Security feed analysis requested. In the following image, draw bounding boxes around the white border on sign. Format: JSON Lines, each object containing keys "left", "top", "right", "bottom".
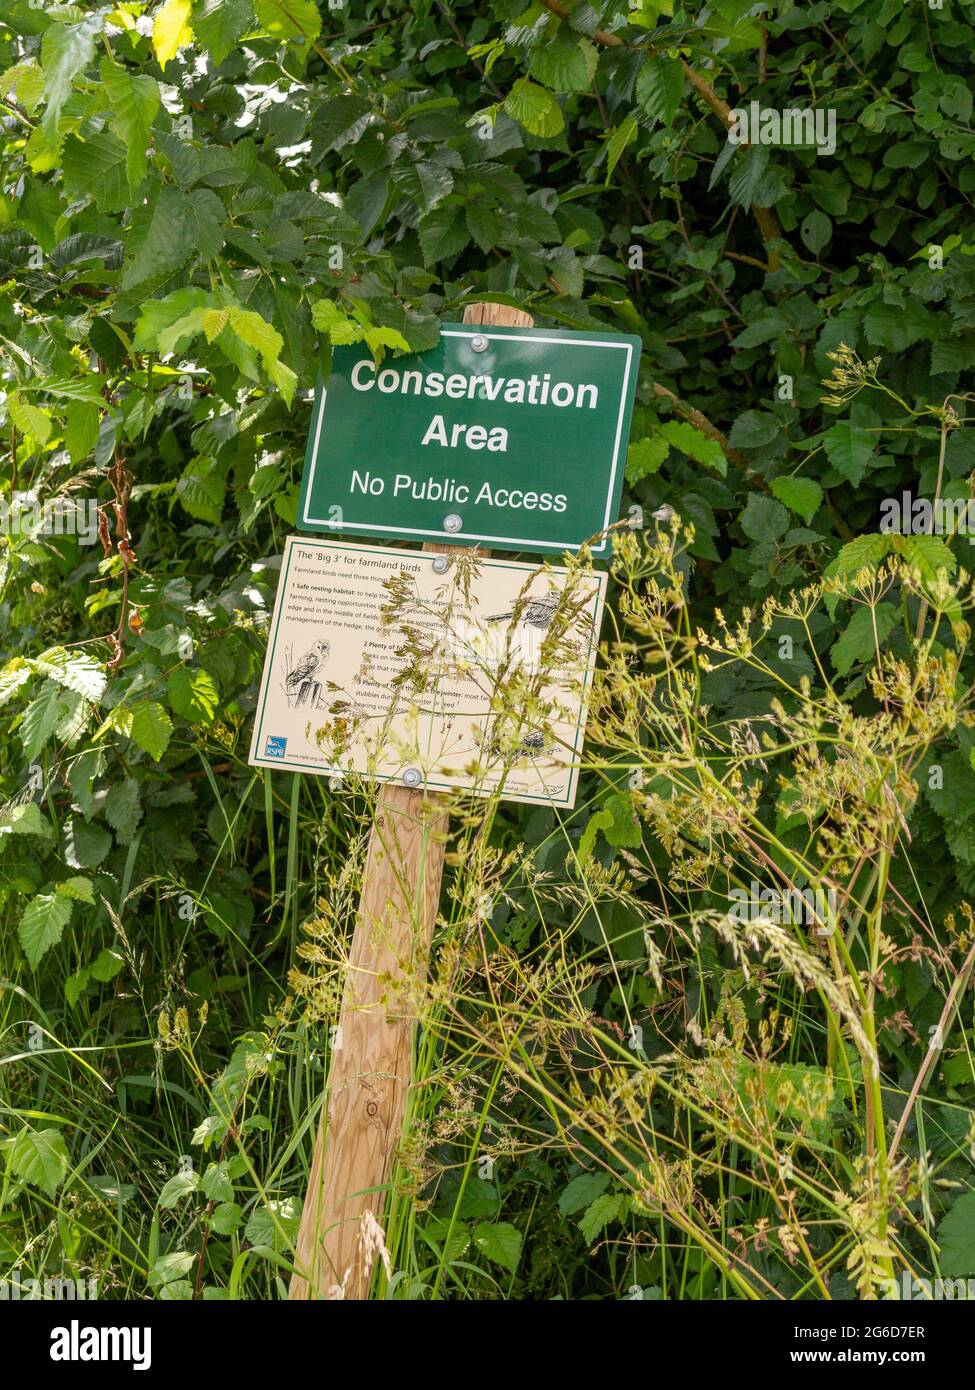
{"left": 299, "top": 328, "right": 635, "bottom": 553}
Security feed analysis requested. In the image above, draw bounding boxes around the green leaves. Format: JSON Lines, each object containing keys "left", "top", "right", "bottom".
{"left": 473, "top": 1221, "right": 522, "bottom": 1275}
{"left": 168, "top": 667, "right": 219, "bottom": 725}
{"left": 636, "top": 56, "right": 685, "bottom": 125}
{"left": 152, "top": 0, "right": 194, "bottom": 71}
{"left": 529, "top": 36, "right": 598, "bottom": 94}
{"left": 830, "top": 602, "right": 898, "bottom": 676}
{"left": 770, "top": 476, "right": 823, "bottom": 525}
{"left": 102, "top": 61, "right": 160, "bottom": 193}
{"left": 194, "top": 0, "right": 254, "bottom": 64}
{"left": 19, "top": 888, "right": 76, "bottom": 968}
{"left": 7, "top": 1127, "right": 70, "bottom": 1196}
{"left": 824, "top": 423, "right": 876, "bottom": 486}
{"left": 937, "top": 1192, "right": 975, "bottom": 1276}
{"left": 741, "top": 493, "right": 789, "bottom": 542}
{"left": 40, "top": 12, "right": 103, "bottom": 139}
{"left": 254, "top": 0, "right": 322, "bottom": 43}
{"left": 503, "top": 78, "right": 564, "bottom": 138}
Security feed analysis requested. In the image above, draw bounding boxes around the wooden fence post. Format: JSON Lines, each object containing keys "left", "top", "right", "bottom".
{"left": 289, "top": 301, "right": 534, "bottom": 1300}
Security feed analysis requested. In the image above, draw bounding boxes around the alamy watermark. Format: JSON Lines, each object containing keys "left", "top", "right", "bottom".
{"left": 729, "top": 880, "right": 837, "bottom": 935}
{"left": 0, "top": 1267, "right": 98, "bottom": 1300}
{"left": 0, "top": 492, "right": 99, "bottom": 545}
{"left": 880, "top": 490, "right": 975, "bottom": 542}
{"left": 727, "top": 101, "right": 837, "bottom": 157}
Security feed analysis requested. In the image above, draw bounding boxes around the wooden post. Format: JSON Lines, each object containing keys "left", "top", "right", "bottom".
{"left": 289, "top": 301, "right": 534, "bottom": 1300}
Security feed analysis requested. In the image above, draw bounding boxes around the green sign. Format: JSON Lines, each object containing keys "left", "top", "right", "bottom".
{"left": 297, "top": 324, "right": 641, "bottom": 555}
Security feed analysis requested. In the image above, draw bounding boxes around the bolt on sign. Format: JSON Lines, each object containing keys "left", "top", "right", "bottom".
{"left": 248, "top": 536, "right": 607, "bottom": 808}
{"left": 297, "top": 324, "right": 642, "bottom": 555}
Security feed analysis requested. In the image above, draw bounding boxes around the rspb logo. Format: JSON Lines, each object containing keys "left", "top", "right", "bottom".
{"left": 264, "top": 736, "right": 287, "bottom": 759}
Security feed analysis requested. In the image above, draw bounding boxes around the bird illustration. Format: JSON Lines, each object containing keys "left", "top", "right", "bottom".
{"left": 285, "top": 639, "right": 330, "bottom": 708}
{"left": 485, "top": 590, "right": 560, "bottom": 629}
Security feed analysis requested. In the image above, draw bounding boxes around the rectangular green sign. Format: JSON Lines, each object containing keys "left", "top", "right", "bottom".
{"left": 297, "top": 324, "right": 641, "bottom": 555}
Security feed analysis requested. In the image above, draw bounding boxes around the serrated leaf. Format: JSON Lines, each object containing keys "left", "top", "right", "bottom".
{"left": 128, "top": 701, "right": 173, "bottom": 761}
{"left": 64, "top": 400, "right": 100, "bottom": 464}
{"left": 558, "top": 1171, "right": 610, "bottom": 1216}
{"left": 152, "top": 0, "right": 194, "bottom": 70}
{"left": 103, "top": 778, "right": 142, "bottom": 844}
{"left": 741, "top": 493, "right": 789, "bottom": 542}
{"left": 824, "top": 422, "right": 876, "bottom": 486}
{"left": 56, "top": 876, "right": 95, "bottom": 904}
{"left": 529, "top": 35, "right": 598, "bottom": 93}
{"left": 417, "top": 205, "right": 470, "bottom": 266}
{"left": 21, "top": 680, "right": 65, "bottom": 761}
{"left": 0, "top": 801, "right": 53, "bottom": 840}
{"left": 472, "top": 1221, "right": 522, "bottom": 1274}
{"left": 770, "top": 476, "right": 823, "bottom": 525}
{"left": 579, "top": 1192, "right": 624, "bottom": 1244}
{"left": 503, "top": 78, "right": 564, "bottom": 138}
{"left": 19, "top": 892, "right": 74, "bottom": 968}
{"left": 625, "top": 435, "right": 670, "bottom": 484}
{"left": 8, "top": 393, "right": 51, "bottom": 444}
{"left": 168, "top": 666, "right": 219, "bottom": 725}
{"left": 41, "top": 14, "right": 102, "bottom": 139}
{"left": 121, "top": 184, "right": 196, "bottom": 291}
{"left": 606, "top": 112, "right": 638, "bottom": 181}
{"left": 8, "top": 1127, "right": 70, "bottom": 1196}
{"left": 660, "top": 419, "right": 727, "bottom": 475}
{"left": 636, "top": 55, "right": 684, "bottom": 125}
{"left": 101, "top": 60, "right": 159, "bottom": 192}
{"left": 194, "top": 0, "right": 254, "bottom": 64}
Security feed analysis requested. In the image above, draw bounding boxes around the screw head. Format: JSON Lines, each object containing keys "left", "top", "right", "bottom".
{"left": 470, "top": 334, "right": 488, "bottom": 352}
{"left": 432, "top": 554, "right": 450, "bottom": 574}
{"left": 443, "top": 513, "right": 463, "bottom": 534}
{"left": 402, "top": 767, "right": 422, "bottom": 788}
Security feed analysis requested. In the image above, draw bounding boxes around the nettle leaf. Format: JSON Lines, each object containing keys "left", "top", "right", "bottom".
{"left": 824, "top": 422, "right": 876, "bottom": 486}
{"left": 8, "top": 1127, "right": 70, "bottom": 1196}
{"left": 101, "top": 60, "right": 160, "bottom": 192}
{"left": 152, "top": 0, "right": 194, "bottom": 71}
{"left": 529, "top": 35, "right": 598, "bottom": 93}
{"left": 19, "top": 892, "right": 75, "bottom": 969}
{"left": 473, "top": 1221, "right": 522, "bottom": 1275}
{"left": 503, "top": 78, "right": 564, "bottom": 138}
{"left": 830, "top": 602, "right": 898, "bottom": 676}
{"left": 168, "top": 667, "right": 219, "bottom": 725}
{"left": 636, "top": 55, "right": 685, "bottom": 125}
{"left": 770, "top": 476, "right": 823, "bottom": 525}
{"left": 254, "top": 0, "right": 322, "bottom": 43}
